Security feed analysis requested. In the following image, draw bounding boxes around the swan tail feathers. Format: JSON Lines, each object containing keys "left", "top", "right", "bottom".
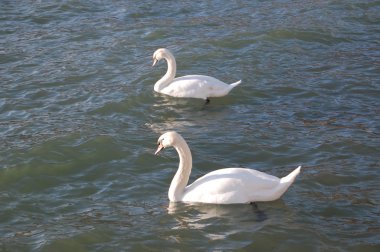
{"left": 280, "top": 166, "right": 301, "bottom": 184}
{"left": 229, "top": 80, "right": 242, "bottom": 88}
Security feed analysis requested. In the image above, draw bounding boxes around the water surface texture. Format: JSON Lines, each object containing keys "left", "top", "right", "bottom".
{"left": 1, "top": 0, "right": 380, "bottom": 251}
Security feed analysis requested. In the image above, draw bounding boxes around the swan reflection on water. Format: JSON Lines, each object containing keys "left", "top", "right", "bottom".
{"left": 166, "top": 201, "right": 269, "bottom": 239}
{"left": 168, "top": 201, "right": 267, "bottom": 222}
{"left": 146, "top": 95, "right": 232, "bottom": 135}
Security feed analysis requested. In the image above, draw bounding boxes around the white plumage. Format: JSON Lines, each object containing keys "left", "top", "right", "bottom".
{"left": 152, "top": 48, "right": 241, "bottom": 101}
{"left": 155, "top": 131, "right": 301, "bottom": 204}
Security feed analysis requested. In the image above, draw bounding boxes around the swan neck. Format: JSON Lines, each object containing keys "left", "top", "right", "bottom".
{"left": 154, "top": 53, "right": 176, "bottom": 92}
{"left": 169, "top": 137, "right": 192, "bottom": 202}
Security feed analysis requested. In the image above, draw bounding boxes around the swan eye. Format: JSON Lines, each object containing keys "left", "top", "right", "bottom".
{"left": 158, "top": 138, "right": 164, "bottom": 145}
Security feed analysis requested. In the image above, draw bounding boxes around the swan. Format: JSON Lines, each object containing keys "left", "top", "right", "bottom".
{"left": 152, "top": 48, "right": 241, "bottom": 103}
{"left": 155, "top": 131, "right": 301, "bottom": 204}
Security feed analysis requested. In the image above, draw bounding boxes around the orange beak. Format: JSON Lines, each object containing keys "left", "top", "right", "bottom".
{"left": 155, "top": 142, "right": 164, "bottom": 155}
{"left": 152, "top": 59, "right": 158, "bottom": 67}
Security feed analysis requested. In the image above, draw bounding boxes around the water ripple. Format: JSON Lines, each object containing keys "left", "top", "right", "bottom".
{"left": 1, "top": 0, "right": 380, "bottom": 251}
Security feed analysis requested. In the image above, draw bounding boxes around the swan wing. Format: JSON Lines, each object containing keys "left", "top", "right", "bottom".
{"left": 160, "top": 75, "right": 234, "bottom": 99}
{"left": 182, "top": 168, "right": 282, "bottom": 204}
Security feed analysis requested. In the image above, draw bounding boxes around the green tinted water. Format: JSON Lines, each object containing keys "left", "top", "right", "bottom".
{"left": 1, "top": 0, "right": 379, "bottom": 251}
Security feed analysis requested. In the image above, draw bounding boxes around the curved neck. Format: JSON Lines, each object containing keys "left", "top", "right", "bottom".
{"left": 154, "top": 53, "right": 176, "bottom": 92}
{"left": 169, "top": 137, "right": 192, "bottom": 202}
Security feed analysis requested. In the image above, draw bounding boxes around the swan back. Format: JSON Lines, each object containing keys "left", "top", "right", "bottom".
{"left": 160, "top": 76, "right": 240, "bottom": 99}
{"left": 182, "top": 167, "right": 301, "bottom": 204}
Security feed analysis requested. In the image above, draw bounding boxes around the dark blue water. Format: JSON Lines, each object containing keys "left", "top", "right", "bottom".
{"left": 1, "top": 0, "right": 379, "bottom": 251}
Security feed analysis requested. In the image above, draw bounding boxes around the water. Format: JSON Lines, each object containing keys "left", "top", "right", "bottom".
{"left": 1, "top": 0, "right": 379, "bottom": 251}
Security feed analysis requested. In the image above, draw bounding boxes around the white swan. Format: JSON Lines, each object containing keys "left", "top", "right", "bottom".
{"left": 155, "top": 131, "right": 301, "bottom": 204}
{"left": 152, "top": 48, "right": 241, "bottom": 103}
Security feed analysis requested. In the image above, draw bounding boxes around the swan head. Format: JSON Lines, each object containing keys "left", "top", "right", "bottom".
{"left": 155, "top": 131, "right": 181, "bottom": 155}
{"left": 152, "top": 48, "right": 172, "bottom": 67}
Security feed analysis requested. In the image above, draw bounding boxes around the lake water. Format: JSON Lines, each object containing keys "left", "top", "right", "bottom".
{"left": 1, "top": 0, "right": 379, "bottom": 251}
